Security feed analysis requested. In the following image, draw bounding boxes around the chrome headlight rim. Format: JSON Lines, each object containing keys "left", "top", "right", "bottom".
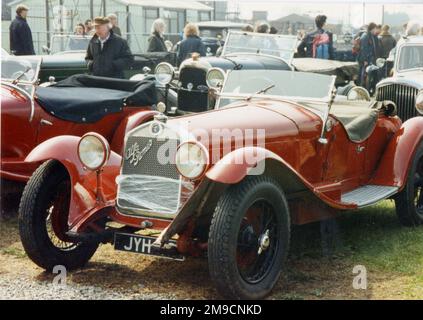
{"left": 175, "top": 141, "right": 209, "bottom": 180}
{"left": 77, "top": 133, "right": 110, "bottom": 171}
{"left": 347, "top": 86, "right": 371, "bottom": 101}
{"left": 416, "top": 90, "right": 423, "bottom": 115}
{"left": 206, "top": 67, "right": 225, "bottom": 89}
{"left": 154, "top": 62, "right": 174, "bottom": 86}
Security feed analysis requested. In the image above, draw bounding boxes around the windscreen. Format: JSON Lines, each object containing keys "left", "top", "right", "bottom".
{"left": 1, "top": 55, "right": 41, "bottom": 92}
{"left": 397, "top": 44, "right": 423, "bottom": 71}
{"left": 50, "top": 35, "right": 92, "bottom": 54}
{"left": 217, "top": 69, "right": 335, "bottom": 108}
{"left": 222, "top": 31, "right": 298, "bottom": 62}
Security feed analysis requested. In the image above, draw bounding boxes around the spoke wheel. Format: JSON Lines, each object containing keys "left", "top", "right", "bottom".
{"left": 236, "top": 200, "right": 279, "bottom": 284}
{"left": 208, "top": 176, "right": 290, "bottom": 299}
{"left": 19, "top": 160, "right": 99, "bottom": 271}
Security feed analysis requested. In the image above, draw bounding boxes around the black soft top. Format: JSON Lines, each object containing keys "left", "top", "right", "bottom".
{"left": 35, "top": 74, "right": 157, "bottom": 123}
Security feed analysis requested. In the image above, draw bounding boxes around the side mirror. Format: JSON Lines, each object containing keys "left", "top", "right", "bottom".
{"left": 42, "top": 45, "right": 51, "bottom": 54}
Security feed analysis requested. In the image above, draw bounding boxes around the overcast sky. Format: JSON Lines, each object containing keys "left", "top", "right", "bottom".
{"left": 226, "top": 0, "right": 423, "bottom": 27}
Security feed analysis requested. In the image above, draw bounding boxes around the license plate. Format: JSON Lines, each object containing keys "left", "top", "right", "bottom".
{"left": 114, "top": 233, "right": 185, "bottom": 261}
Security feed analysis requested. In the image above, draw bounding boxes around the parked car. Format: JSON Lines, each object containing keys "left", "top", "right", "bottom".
{"left": 1, "top": 55, "right": 158, "bottom": 189}
{"left": 19, "top": 68, "right": 423, "bottom": 299}
{"left": 6, "top": 34, "right": 176, "bottom": 83}
{"left": 157, "top": 31, "right": 298, "bottom": 113}
{"left": 155, "top": 31, "right": 359, "bottom": 113}
{"left": 376, "top": 36, "right": 423, "bottom": 121}
{"left": 197, "top": 21, "right": 247, "bottom": 55}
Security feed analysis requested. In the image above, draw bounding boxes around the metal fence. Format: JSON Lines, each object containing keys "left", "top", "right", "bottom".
{"left": 2, "top": 30, "right": 181, "bottom": 55}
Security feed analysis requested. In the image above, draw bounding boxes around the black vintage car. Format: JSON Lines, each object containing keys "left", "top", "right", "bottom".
{"left": 154, "top": 31, "right": 359, "bottom": 113}
{"left": 155, "top": 31, "right": 299, "bottom": 113}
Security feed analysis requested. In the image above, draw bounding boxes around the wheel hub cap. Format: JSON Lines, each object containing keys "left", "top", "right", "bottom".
{"left": 258, "top": 229, "right": 270, "bottom": 254}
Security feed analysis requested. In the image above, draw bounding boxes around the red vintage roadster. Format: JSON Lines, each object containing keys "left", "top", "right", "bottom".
{"left": 1, "top": 55, "right": 158, "bottom": 186}
{"left": 19, "top": 69, "right": 423, "bottom": 299}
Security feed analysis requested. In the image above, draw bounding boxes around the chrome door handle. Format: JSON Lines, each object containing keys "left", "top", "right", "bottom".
{"left": 40, "top": 119, "right": 53, "bottom": 126}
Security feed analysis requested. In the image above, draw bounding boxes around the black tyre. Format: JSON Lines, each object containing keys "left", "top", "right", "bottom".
{"left": 19, "top": 160, "right": 99, "bottom": 271}
{"left": 395, "top": 141, "right": 423, "bottom": 226}
{"left": 208, "top": 176, "right": 290, "bottom": 299}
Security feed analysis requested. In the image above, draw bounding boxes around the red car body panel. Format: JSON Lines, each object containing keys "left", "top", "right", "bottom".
{"left": 1, "top": 84, "right": 155, "bottom": 182}
{"left": 23, "top": 97, "right": 423, "bottom": 234}
{"left": 371, "top": 116, "right": 423, "bottom": 188}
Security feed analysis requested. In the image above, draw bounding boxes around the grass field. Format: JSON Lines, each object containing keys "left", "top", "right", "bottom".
{"left": 1, "top": 200, "right": 422, "bottom": 299}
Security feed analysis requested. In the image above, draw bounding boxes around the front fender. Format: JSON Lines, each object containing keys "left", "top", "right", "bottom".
{"left": 206, "top": 147, "right": 284, "bottom": 184}
{"left": 371, "top": 117, "right": 423, "bottom": 189}
{"left": 26, "top": 135, "right": 122, "bottom": 229}
{"left": 110, "top": 110, "right": 159, "bottom": 154}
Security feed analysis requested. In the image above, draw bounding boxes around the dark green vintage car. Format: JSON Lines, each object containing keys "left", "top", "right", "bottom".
{"left": 24, "top": 34, "right": 176, "bottom": 83}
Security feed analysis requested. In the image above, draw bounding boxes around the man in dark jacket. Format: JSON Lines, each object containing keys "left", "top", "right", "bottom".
{"left": 9, "top": 5, "right": 35, "bottom": 55}
{"left": 85, "top": 17, "right": 134, "bottom": 79}
{"left": 297, "top": 15, "right": 334, "bottom": 60}
{"left": 177, "top": 23, "right": 206, "bottom": 66}
{"left": 357, "top": 23, "right": 378, "bottom": 86}
{"left": 379, "top": 25, "right": 397, "bottom": 58}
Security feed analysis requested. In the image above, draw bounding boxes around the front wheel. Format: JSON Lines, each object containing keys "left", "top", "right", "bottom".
{"left": 208, "top": 176, "right": 290, "bottom": 299}
{"left": 395, "top": 141, "right": 423, "bottom": 226}
{"left": 19, "top": 160, "right": 99, "bottom": 271}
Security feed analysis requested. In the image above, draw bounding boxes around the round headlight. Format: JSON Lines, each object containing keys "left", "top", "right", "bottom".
{"left": 175, "top": 142, "right": 209, "bottom": 180}
{"left": 78, "top": 133, "right": 110, "bottom": 171}
{"left": 347, "top": 86, "right": 371, "bottom": 101}
{"left": 155, "top": 62, "right": 174, "bottom": 85}
{"left": 416, "top": 91, "right": 423, "bottom": 115}
{"left": 206, "top": 67, "right": 225, "bottom": 89}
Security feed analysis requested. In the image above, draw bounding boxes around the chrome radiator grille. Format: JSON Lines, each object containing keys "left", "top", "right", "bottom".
{"left": 116, "top": 124, "right": 182, "bottom": 218}
{"left": 376, "top": 84, "right": 419, "bottom": 121}
{"left": 121, "top": 136, "right": 179, "bottom": 179}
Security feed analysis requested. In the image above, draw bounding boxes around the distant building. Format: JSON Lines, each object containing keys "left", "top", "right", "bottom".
{"left": 5, "top": 0, "right": 213, "bottom": 53}
{"left": 252, "top": 11, "right": 268, "bottom": 22}
{"left": 201, "top": 1, "right": 228, "bottom": 21}
{"left": 2, "top": 0, "right": 14, "bottom": 21}
{"left": 271, "top": 13, "right": 315, "bottom": 35}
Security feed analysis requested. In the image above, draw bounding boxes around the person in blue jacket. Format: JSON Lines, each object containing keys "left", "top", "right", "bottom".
{"left": 297, "top": 15, "right": 334, "bottom": 60}
{"left": 9, "top": 5, "right": 35, "bottom": 55}
{"left": 177, "top": 23, "right": 206, "bottom": 66}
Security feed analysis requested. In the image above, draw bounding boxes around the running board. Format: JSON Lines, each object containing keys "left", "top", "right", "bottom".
{"left": 341, "top": 185, "right": 399, "bottom": 208}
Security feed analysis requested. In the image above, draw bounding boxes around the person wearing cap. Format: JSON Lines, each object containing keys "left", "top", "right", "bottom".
{"left": 85, "top": 16, "right": 133, "bottom": 79}
{"left": 9, "top": 5, "right": 35, "bottom": 55}
{"left": 107, "top": 13, "right": 121, "bottom": 37}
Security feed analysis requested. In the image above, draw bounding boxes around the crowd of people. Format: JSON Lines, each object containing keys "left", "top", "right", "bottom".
{"left": 7, "top": 4, "right": 423, "bottom": 81}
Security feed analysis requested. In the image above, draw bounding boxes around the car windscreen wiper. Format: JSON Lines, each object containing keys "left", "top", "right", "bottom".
{"left": 12, "top": 66, "right": 31, "bottom": 85}
{"left": 222, "top": 56, "right": 243, "bottom": 70}
{"left": 245, "top": 84, "right": 275, "bottom": 101}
